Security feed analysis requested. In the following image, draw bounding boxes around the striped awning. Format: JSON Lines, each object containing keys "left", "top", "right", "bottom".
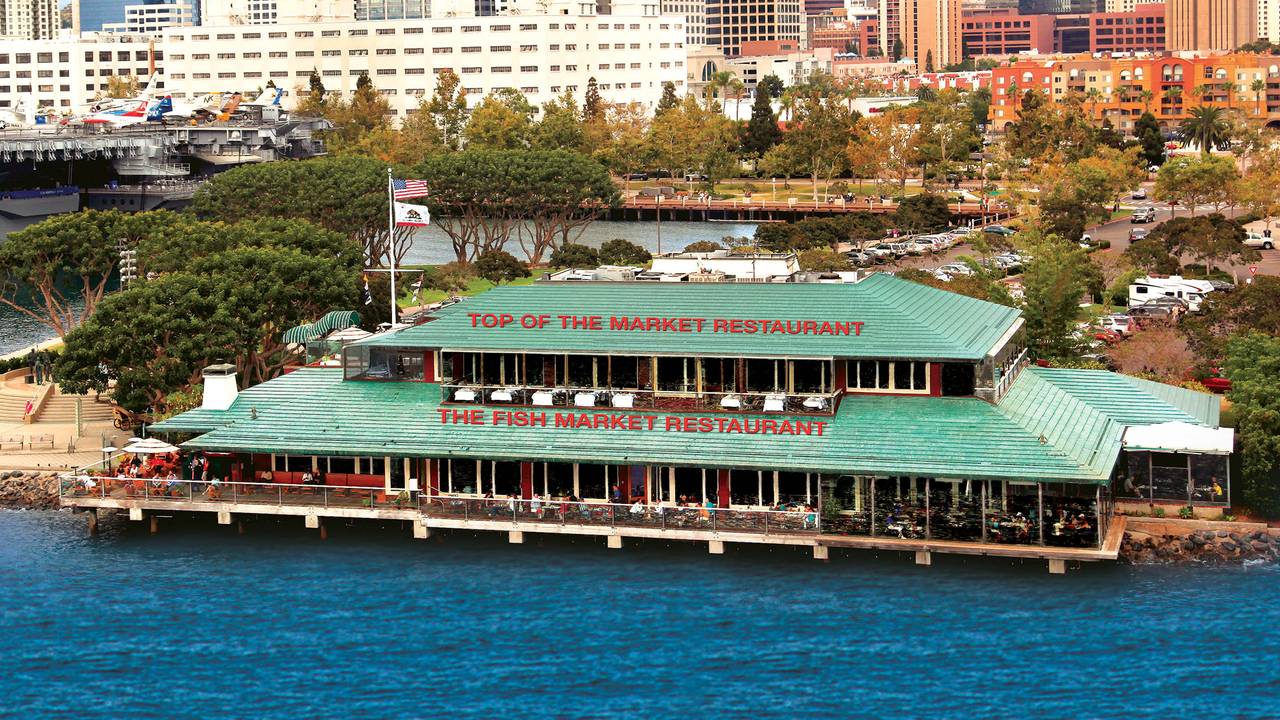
{"left": 283, "top": 310, "right": 361, "bottom": 344}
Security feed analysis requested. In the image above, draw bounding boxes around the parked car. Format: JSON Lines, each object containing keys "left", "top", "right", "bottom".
{"left": 1079, "top": 233, "right": 1095, "bottom": 248}
{"left": 684, "top": 172, "right": 708, "bottom": 183}
{"left": 1131, "top": 208, "right": 1156, "bottom": 223}
{"left": 1244, "top": 231, "right": 1275, "bottom": 250}
{"left": 983, "top": 224, "right": 1016, "bottom": 236}
{"left": 1098, "top": 314, "right": 1134, "bottom": 336}
{"left": 865, "top": 244, "right": 895, "bottom": 261}
{"left": 1128, "top": 227, "right": 1150, "bottom": 242}
{"left": 1202, "top": 369, "right": 1232, "bottom": 393}
{"left": 623, "top": 172, "right": 649, "bottom": 181}
{"left": 845, "top": 251, "right": 873, "bottom": 265}
{"left": 1132, "top": 188, "right": 1148, "bottom": 200}
{"left": 937, "top": 262, "right": 975, "bottom": 277}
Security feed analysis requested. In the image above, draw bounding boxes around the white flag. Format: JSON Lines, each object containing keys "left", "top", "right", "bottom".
{"left": 394, "top": 201, "right": 430, "bottom": 227}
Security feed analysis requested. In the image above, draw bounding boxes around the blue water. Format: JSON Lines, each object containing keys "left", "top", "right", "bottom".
{"left": 2, "top": 510, "right": 1278, "bottom": 718}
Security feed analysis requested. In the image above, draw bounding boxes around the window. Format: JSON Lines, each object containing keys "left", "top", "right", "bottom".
{"left": 492, "top": 66, "right": 512, "bottom": 73}
{"left": 350, "top": 49, "right": 368, "bottom": 56}
{"left": 492, "top": 24, "right": 510, "bottom": 31}
{"left": 846, "top": 360, "right": 928, "bottom": 392}
{"left": 521, "top": 65, "right": 537, "bottom": 72}
{"left": 462, "top": 67, "right": 481, "bottom": 74}
{"left": 377, "top": 28, "right": 396, "bottom": 35}
{"left": 295, "top": 31, "right": 313, "bottom": 38}
{"left": 406, "top": 47, "right": 425, "bottom": 54}
{"left": 294, "top": 51, "right": 312, "bottom": 57}
{"left": 377, "top": 69, "right": 397, "bottom": 76}
{"left": 520, "top": 23, "right": 537, "bottom": 30}
{"left": 491, "top": 45, "right": 511, "bottom": 52}
{"left": 322, "top": 50, "right": 340, "bottom": 56}
{"left": 520, "top": 44, "right": 537, "bottom": 51}
{"left": 217, "top": 33, "right": 234, "bottom": 39}
{"left": 462, "top": 25, "right": 480, "bottom": 32}
{"left": 406, "top": 68, "right": 426, "bottom": 75}
{"left": 462, "top": 46, "right": 480, "bottom": 53}
{"left": 242, "top": 32, "right": 260, "bottom": 39}
{"left": 349, "top": 29, "right": 368, "bottom": 36}
{"left": 322, "top": 30, "right": 340, "bottom": 37}
{"left": 269, "top": 51, "right": 287, "bottom": 58}
{"left": 405, "top": 27, "right": 423, "bottom": 34}
{"left": 217, "top": 53, "right": 235, "bottom": 59}
{"left": 377, "top": 48, "right": 397, "bottom": 55}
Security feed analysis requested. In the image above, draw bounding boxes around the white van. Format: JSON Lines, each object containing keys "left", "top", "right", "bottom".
{"left": 1128, "top": 275, "right": 1217, "bottom": 312}
{"left": 1244, "top": 231, "right": 1274, "bottom": 250}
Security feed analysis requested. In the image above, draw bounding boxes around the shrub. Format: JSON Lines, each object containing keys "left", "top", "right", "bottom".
{"left": 683, "top": 240, "right": 724, "bottom": 253}
{"left": 598, "top": 238, "right": 652, "bottom": 266}
{"left": 474, "top": 250, "right": 530, "bottom": 285}
{"left": 548, "top": 243, "right": 600, "bottom": 268}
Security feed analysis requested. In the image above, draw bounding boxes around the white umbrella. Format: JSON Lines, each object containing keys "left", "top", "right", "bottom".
{"left": 122, "top": 437, "right": 178, "bottom": 454}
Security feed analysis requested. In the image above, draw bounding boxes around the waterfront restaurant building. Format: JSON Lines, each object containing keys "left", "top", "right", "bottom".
{"left": 142, "top": 275, "right": 1231, "bottom": 568}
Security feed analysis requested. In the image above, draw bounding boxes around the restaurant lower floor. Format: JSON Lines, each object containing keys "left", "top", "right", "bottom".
{"left": 162, "top": 451, "right": 1110, "bottom": 550}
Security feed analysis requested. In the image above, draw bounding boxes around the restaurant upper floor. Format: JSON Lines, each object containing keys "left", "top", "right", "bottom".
{"left": 341, "top": 274, "right": 1030, "bottom": 412}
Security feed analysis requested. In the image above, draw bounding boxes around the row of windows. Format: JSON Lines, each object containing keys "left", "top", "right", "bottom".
{"left": 172, "top": 22, "right": 681, "bottom": 43}
{"left": 169, "top": 43, "right": 679, "bottom": 60}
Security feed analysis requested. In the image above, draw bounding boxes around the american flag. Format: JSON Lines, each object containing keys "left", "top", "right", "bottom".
{"left": 392, "top": 178, "right": 430, "bottom": 200}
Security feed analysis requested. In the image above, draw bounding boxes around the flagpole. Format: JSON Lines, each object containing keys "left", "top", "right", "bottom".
{"left": 387, "top": 168, "right": 398, "bottom": 327}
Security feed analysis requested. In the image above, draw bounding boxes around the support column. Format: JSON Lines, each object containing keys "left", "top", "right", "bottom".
{"left": 129, "top": 506, "right": 143, "bottom": 522}
{"left": 607, "top": 534, "right": 623, "bottom": 549}
{"left": 305, "top": 514, "right": 319, "bottom": 529}
{"left": 237, "top": 519, "right": 245, "bottom": 535}
{"left": 708, "top": 540, "right": 724, "bottom": 555}
{"left": 86, "top": 509, "right": 98, "bottom": 536}
{"left": 414, "top": 520, "right": 431, "bottom": 539}
{"left": 1048, "top": 559, "right": 1066, "bottom": 574}
{"left": 509, "top": 530, "right": 524, "bottom": 544}
{"left": 149, "top": 514, "right": 158, "bottom": 535}
{"left": 217, "top": 510, "right": 231, "bottom": 525}
{"left": 319, "top": 522, "right": 328, "bottom": 541}
{"left": 813, "top": 544, "right": 829, "bottom": 560}
{"left": 915, "top": 550, "right": 932, "bottom": 566}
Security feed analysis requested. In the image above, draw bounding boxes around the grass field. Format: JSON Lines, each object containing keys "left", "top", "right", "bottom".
{"left": 396, "top": 266, "right": 537, "bottom": 310}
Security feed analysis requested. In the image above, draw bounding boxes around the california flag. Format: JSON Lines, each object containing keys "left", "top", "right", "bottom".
{"left": 394, "top": 201, "right": 430, "bottom": 227}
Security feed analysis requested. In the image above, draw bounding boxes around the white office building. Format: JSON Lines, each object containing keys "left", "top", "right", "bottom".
{"left": 0, "top": 32, "right": 158, "bottom": 113}
{"left": 200, "top": 0, "right": 355, "bottom": 24}
{"left": 1259, "top": 0, "right": 1278, "bottom": 41}
{"left": 660, "top": 0, "right": 705, "bottom": 45}
{"left": 1, "top": 0, "right": 59, "bottom": 39}
{"left": 161, "top": 5, "right": 686, "bottom": 119}
{"left": 103, "top": 1, "right": 197, "bottom": 34}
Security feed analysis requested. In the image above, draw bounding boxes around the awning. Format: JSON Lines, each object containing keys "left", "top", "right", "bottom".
{"left": 283, "top": 310, "right": 361, "bottom": 344}
{"left": 1123, "top": 422, "right": 1234, "bottom": 454}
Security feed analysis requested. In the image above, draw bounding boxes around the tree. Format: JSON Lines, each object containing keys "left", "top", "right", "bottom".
{"left": 1154, "top": 154, "right": 1239, "bottom": 217}
{"left": 56, "top": 245, "right": 356, "bottom": 414}
{"left": 654, "top": 81, "right": 679, "bottom": 117}
{"left": 777, "top": 72, "right": 857, "bottom": 203}
{"left": 895, "top": 267, "right": 1015, "bottom": 305}
{"left": 757, "top": 74, "right": 785, "bottom": 100}
{"left": 191, "top": 155, "right": 411, "bottom": 271}
{"left": 683, "top": 240, "right": 724, "bottom": 252}
{"left": 1123, "top": 238, "right": 1180, "bottom": 274}
{"left": 426, "top": 262, "right": 473, "bottom": 294}
{"left": 464, "top": 89, "right": 535, "bottom": 149}
{"left": 1020, "top": 237, "right": 1099, "bottom": 359}
{"left": 924, "top": 50, "right": 934, "bottom": 74}
{"left": 596, "top": 102, "right": 653, "bottom": 192}
{"left": 582, "top": 77, "right": 605, "bottom": 123}
{"left": 798, "top": 249, "right": 852, "bottom": 271}
{"left": 1224, "top": 332, "right": 1280, "bottom": 517}
{"left": 427, "top": 69, "right": 468, "bottom": 151}
{"left": 1178, "top": 105, "right": 1232, "bottom": 155}
{"left": 101, "top": 75, "right": 139, "bottom": 100}
{"left": 1036, "top": 147, "right": 1143, "bottom": 240}
{"left": 0, "top": 210, "right": 132, "bottom": 337}
{"left": 1134, "top": 111, "right": 1165, "bottom": 168}
{"left": 1237, "top": 145, "right": 1280, "bottom": 228}
{"left": 532, "top": 91, "right": 585, "bottom": 151}
{"left": 321, "top": 72, "right": 393, "bottom": 153}
{"left": 1148, "top": 214, "right": 1258, "bottom": 277}
{"left": 742, "top": 89, "right": 783, "bottom": 160}
{"left": 1105, "top": 321, "right": 1195, "bottom": 382}
{"left": 415, "top": 149, "right": 620, "bottom": 265}
{"left": 599, "top": 239, "right": 652, "bottom": 266}
{"left": 1183, "top": 276, "right": 1280, "bottom": 361}
{"left": 297, "top": 69, "right": 327, "bottom": 115}
{"left": 1251, "top": 78, "right": 1268, "bottom": 116}
{"left": 474, "top": 250, "right": 531, "bottom": 284}
{"left": 894, "top": 193, "right": 952, "bottom": 233}
{"left": 851, "top": 109, "right": 919, "bottom": 193}
{"left": 891, "top": 37, "right": 904, "bottom": 62}
{"left": 549, "top": 243, "right": 600, "bottom": 267}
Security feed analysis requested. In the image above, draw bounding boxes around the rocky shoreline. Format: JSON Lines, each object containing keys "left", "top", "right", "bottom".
{"left": 0, "top": 470, "right": 61, "bottom": 510}
{"left": 1121, "top": 520, "right": 1280, "bottom": 566}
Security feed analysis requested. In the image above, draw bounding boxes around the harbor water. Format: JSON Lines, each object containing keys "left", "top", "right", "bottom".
{"left": 2, "top": 510, "right": 1278, "bottom": 718}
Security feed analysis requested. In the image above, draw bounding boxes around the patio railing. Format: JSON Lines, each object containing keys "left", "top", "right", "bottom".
{"left": 58, "top": 474, "right": 821, "bottom": 535}
{"left": 439, "top": 384, "right": 840, "bottom": 415}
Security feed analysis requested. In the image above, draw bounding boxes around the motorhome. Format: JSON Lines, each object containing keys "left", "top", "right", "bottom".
{"left": 1128, "top": 275, "right": 1218, "bottom": 312}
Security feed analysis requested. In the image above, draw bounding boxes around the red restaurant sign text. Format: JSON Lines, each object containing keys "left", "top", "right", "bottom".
{"left": 438, "top": 408, "right": 828, "bottom": 436}
{"left": 468, "top": 313, "right": 863, "bottom": 336}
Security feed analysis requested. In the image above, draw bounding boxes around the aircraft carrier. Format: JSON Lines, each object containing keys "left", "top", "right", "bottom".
{"left": 0, "top": 105, "right": 330, "bottom": 236}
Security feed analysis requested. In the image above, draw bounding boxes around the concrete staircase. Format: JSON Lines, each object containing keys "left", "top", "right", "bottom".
{"left": 0, "top": 392, "right": 32, "bottom": 423}
{"left": 34, "top": 392, "right": 116, "bottom": 423}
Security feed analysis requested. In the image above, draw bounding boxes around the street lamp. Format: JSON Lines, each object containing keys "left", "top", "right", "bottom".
{"left": 101, "top": 445, "right": 117, "bottom": 474}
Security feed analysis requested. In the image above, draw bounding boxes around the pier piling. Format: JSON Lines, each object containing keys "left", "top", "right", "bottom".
{"left": 915, "top": 551, "right": 932, "bottom": 566}
{"left": 217, "top": 510, "right": 231, "bottom": 525}
{"left": 413, "top": 521, "right": 431, "bottom": 539}
{"left": 708, "top": 540, "right": 725, "bottom": 555}
{"left": 149, "top": 514, "right": 158, "bottom": 535}
{"left": 607, "top": 535, "right": 623, "bottom": 550}
{"left": 1048, "top": 559, "right": 1067, "bottom": 574}
{"left": 508, "top": 530, "right": 524, "bottom": 544}
{"left": 86, "top": 510, "right": 98, "bottom": 536}
{"left": 813, "top": 545, "right": 829, "bottom": 561}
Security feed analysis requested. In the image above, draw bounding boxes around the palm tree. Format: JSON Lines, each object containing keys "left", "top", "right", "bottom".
{"left": 1085, "top": 87, "right": 1104, "bottom": 121}
{"left": 1179, "top": 105, "right": 1231, "bottom": 155}
{"left": 705, "top": 70, "right": 734, "bottom": 110}
{"left": 1162, "top": 87, "right": 1182, "bottom": 116}
{"left": 727, "top": 78, "right": 746, "bottom": 121}
{"left": 1139, "top": 89, "right": 1154, "bottom": 113}
{"left": 1192, "top": 84, "right": 1212, "bottom": 104}
{"left": 1251, "top": 78, "right": 1267, "bottom": 116}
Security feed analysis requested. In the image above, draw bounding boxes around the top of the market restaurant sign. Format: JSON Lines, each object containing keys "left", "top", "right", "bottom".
{"left": 359, "top": 273, "right": 1023, "bottom": 361}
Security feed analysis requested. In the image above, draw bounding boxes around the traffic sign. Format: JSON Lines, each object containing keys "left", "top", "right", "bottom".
{"left": 1250, "top": 265, "right": 1258, "bottom": 275}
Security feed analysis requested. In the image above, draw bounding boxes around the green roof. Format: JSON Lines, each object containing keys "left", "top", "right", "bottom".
{"left": 154, "top": 365, "right": 1223, "bottom": 485}
{"left": 357, "top": 274, "right": 1024, "bottom": 361}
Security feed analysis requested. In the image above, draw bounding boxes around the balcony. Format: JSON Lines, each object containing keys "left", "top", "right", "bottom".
{"left": 440, "top": 383, "right": 840, "bottom": 415}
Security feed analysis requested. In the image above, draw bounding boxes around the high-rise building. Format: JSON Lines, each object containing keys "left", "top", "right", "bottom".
{"left": 201, "top": 0, "right": 354, "bottom": 24}
{"left": 898, "top": 0, "right": 961, "bottom": 69}
{"left": 1, "top": 0, "right": 59, "bottom": 38}
{"left": 103, "top": 0, "right": 197, "bottom": 33}
{"left": 703, "top": 0, "right": 804, "bottom": 57}
{"left": 355, "top": 0, "right": 430, "bottom": 19}
{"left": 660, "top": 0, "right": 706, "bottom": 45}
{"left": 878, "top": 0, "right": 900, "bottom": 56}
{"left": 1257, "top": 0, "right": 1278, "bottom": 40}
{"left": 1165, "top": 0, "right": 1256, "bottom": 51}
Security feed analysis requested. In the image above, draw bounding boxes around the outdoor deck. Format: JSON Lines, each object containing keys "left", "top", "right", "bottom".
{"left": 60, "top": 477, "right": 1121, "bottom": 572}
